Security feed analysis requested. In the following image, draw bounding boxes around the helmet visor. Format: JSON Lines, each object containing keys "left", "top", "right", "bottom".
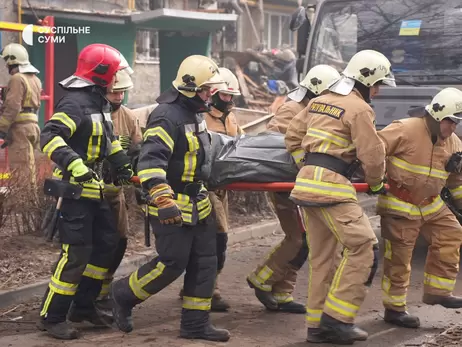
{"left": 381, "top": 70, "right": 396, "bottom": 87}
{"left": 446, "top": 112, "right": 462, "bottom": 124}
{"left": 201, "top": 72, "right": 225, "bottom": 87}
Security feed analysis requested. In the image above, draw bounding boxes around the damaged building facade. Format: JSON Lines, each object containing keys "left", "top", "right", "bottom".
{"left": 0, "top": 0, "right": 301, "bottom": 118}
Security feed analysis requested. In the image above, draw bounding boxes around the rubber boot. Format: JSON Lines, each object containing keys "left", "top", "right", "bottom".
{"left": 319, "top": 313, "right": 368, "bottom": 345}
{"left": 274, "top": 301, "right": 306, "bottom": 314}
{"left": 246, "top": 278, "right": 278, "bottom": 310}
{"left": 180, "top": 308, "right": 230, "bottom": 342}
{"left": 211, "top": 293, "right": 230, "bottom": 312}
{"left": 423, "top": 293, "right": 462, "bottom": 309}
{"left": 38, "top": 319, "right": 80, "bottom": 340}
{"left": 384, "top": 309, "right": 420, "bottom": 328}
{"left": 306, "top": 327, "right": 329, "bottom": 343}
{"left": 110, "top": 277, "right": 142, "bottom": 333}
{"left": 68, "top": 302, "right": 113, "bottom": 327}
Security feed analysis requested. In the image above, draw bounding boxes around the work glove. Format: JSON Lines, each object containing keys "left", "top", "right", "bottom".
{"left": 69, "top": 158, "right": 98, "bottom": 184}
{"left": 367, "top": 181, "right": 387, "bottom": 195}
{"left": 446, "top": 152, "right": 462, "bottom": 173}
{"left": 149, "top": 183, "right": 183, "bottom": 226}
{"left": 119, "top": 135, "right": 132, "bottom": 151}
{"left": 115, "top": 163, "right": 134, "bottom": 185}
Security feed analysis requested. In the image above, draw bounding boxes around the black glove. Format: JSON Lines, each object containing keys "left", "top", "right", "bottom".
{"left": 367, "top": 182, "right": 387, "bottom": 195}
{"left": 115, "top": 163, "right": 134, "bottom": 185}
{"left": 446, "top": 152, "right": 462, "bottom": 173}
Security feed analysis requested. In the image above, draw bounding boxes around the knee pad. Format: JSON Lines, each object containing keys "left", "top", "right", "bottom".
{"left": 365, "top": 243, "right": 379, "bottom": 287}
{"left": 216, "top": 233, "right": 228, "bottom": 271}
{"left": 289, "top": 236, "right": 309, "bottom": 270}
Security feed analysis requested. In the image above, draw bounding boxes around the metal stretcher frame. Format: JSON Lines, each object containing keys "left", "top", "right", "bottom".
{"left": 0, "top": 16, "right": 55, "bottom": 122}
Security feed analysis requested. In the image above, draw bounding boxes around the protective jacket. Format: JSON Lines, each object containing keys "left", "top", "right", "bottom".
{"left": 137, "top": 88, "right": 213, "bottom": 225}
{"left": 267, "top": 99, "right": 309, "bottom": 135}
{"left": 285, "top": 89, "right": 386, "bottom": 205}
{"left": 0, "top": 72, "right": 42, "bottom": 132}
{"left": 41, "top": 88, "right": 126, "bottom": 200}
{"left": 204, "top": 106, "right": 243, "bottom": 137}
{"left": 377, "top": 116, "right": 462, "bottom": 220}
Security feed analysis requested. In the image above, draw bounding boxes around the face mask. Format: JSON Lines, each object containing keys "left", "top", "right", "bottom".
{"left": 212, "top": 93, "right": 233, "bottom": 113}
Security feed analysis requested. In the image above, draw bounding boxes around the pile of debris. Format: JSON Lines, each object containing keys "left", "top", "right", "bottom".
{"left": 222, "top": 48, "right": 299, "bottom": 114}
{"left": 420, "top": 324, "right": 462, "bottom": 346}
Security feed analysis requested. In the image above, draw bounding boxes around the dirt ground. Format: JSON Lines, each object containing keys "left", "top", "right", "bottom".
{"left": 0, "top": 191, "right": 275, "bottom": 291}
{"left": 0, "top": 231, "right": 461, "bottom": 347}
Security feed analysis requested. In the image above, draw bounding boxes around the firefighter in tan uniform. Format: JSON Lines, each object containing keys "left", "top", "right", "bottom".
{"left": 96, "top": 68, "right": 142, "bottom": 308}
{"left": 376, "top": 87, "right": 462, "bottom": 329}
{"left": 247, "top": 65, "right": 340, "bottom": 313}
{"left": 285, "top": 50, "right": 395, "bottom": 344}
{"left": 0, "top": 43, "right": 42, "bottom": 187}
{"left": 179, "top": 68, "right": 243, "bottom": 311}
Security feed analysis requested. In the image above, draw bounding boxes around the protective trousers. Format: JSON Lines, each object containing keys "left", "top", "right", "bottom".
{"left": 209, "top": 190, "right": 229, "bottom": 298}
{"left": 98, "top": 189, "right": 129, "bottom": 299}
{"left": 7, "top": 122, "right": 40, "bottom": 189}
{"left": 381, "top": 207, "right": 462, "bottom": 312}
{"left": 303, "top": 202, "right": 377, "bottom": 327}
{"left": 248, "top": 192, "right": 309, "bottom": 303}
{"left": 114, "top": 217, "right": 217, "bottom": 313}
{"left": 39, "top": 198, "right": 119, "bottom": 323}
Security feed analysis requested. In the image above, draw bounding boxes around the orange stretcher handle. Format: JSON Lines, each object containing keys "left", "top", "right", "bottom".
{"left": 130, "top": 177, "right": 388, "bottom": 193}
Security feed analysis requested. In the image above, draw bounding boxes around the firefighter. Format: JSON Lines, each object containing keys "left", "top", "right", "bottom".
{"left": 109, "top": 55, "right": 231, "bottom": 342}
{"left": 285, "top": 49, "right": 395, "bottom": 344}
{"left": 178, "top": 67, "right": 244, "bottom": 312}
{"left": 0, "top": 43, "right": 42, "bottom": 187}
{"left": 37, "top": 43, "right": 134, "bottom": 340}
{"left": 376, "top": 87, "right": 462, "bottom": 329}
{"left": 247, "top": 64, "right": 341, "bottom": 313}
{"left": 95, "top": 68, "right": 143, "bottom": 309}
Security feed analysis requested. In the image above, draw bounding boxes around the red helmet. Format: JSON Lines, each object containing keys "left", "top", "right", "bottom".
{"left": 74, "top": 44, "right": 122, "bottom": 87}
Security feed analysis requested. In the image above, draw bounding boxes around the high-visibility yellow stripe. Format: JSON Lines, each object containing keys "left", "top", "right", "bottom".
{"left": 83, "top": 264, "right": 108, "bottom": 280}
{"left": 377, "top": 194, "right": 444, "bottom": 216}
{"left": 293, "top": 178, "right": 357, "bottom": 200}
{"left": 138, "top": 168, "right": 167, "bottom": 183}
{"left": 424, "top": 273, "right": 456, "bottom": 291}
{"left": 182, "top": 132, "right": 199, "bottom": 182}
{"left": 325, "top": 292, "right": 359, "bottom": 318}
{"left": 306, "top": 309, "right": 322, "bottom": 323}
{"left": 50, "top": 112, "right": 77, "bottom": 136}
{"left": 306, "top": 128, "right": 352, "bottom": 148}
{"left": 450, "top": 186, "right": 462, "bottom": 200}
{"left": 42, "top": 136, "right": 68, "bottom": 159}
{"left": 129, "top": 262, "right": 166, "bottom": 300}
{"left": 247, "top": 265, "right": 273, "bottom": 291}
{"left": 53, "top": 167, "right": 103, "bottom": 200}
{"left": 17, "top": 74, "right": 32, "bottom": 108}
{"left": 382, "top": 276, "right": 406, "bottom": 307}
{"left": 273, "top": 293, "right": 294, "bottom": 304}
{"left": 41, "top": 244, "right": 71, "bottom": 317}
{"left": 87, "top": 114, "right": 103, "bottom": 162}
{"left": 389, "top": 156, "right": 448, "bottom": 180}
{"left": 291, "top": 149, "right": 305, "bottom": 164}
{"left": 182, "top": 296, "right": 211, "bottom": 311}
{"left": 143, "top": 126, "right": 174, "bottom": 151}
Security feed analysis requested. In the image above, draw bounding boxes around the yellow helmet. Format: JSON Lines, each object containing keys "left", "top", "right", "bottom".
{"left": 1, "top": 43, "right": 30, "bottom": 66}
{"left": 112, "top": 69, "right": 133, "bottom": 92}
{"left": 425, "top": 88, "right": 462, "bottom": 122}
{"left": 172, "top": 55, "right": 224, "bottom": 98}
{"left": 300, "top": 64, "right": 341, "bottom": 96}
{"left": 211, "top": 68, "right": 241, "bottom": 96}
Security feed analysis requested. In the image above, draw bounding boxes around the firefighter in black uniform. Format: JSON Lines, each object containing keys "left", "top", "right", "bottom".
{"left": 110, "top": 55, "right": 231, "bottom": 342}
{"left": 37, "top": 43, "right": 134, "bottom": 340}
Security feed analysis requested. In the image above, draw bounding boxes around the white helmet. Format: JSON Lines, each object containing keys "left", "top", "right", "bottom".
{"left": 112, "top": 69, "right": 133, "bottom": 92}
{"left": 211, "top": 68, "right": 241, "bottom": 96}
{"left": 329, "top": 49, "right": 396, "bottom": 95}
{"left": 288, "top": 64, "right": 340, "bottom": 102}
{"left": 119, "top": 53, "right": 134, "bottom": 75}
{"left": 0, "top": 43, "right": 39, "bottom": 74}
{"left": 425, "top": 88, "right": 462, "bottom": 122}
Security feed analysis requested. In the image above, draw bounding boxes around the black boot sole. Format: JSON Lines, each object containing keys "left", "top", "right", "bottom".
{"left": 180, "top": 333, "right": 230, "bottom": 342}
